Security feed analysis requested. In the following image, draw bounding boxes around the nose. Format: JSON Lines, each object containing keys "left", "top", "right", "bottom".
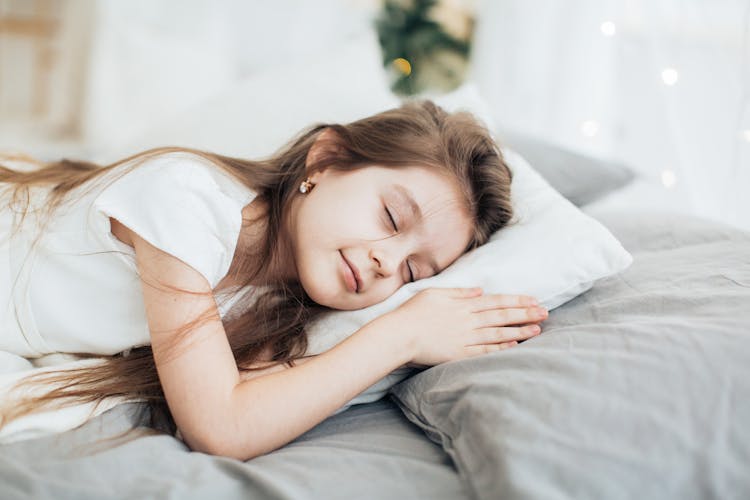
{"left": 370, "top": 247, "right": 398, "bottom": 279}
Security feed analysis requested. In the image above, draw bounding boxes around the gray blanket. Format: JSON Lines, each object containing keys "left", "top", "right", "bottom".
{"left": 2, "top": 210, "right": 748, "bottom": 500}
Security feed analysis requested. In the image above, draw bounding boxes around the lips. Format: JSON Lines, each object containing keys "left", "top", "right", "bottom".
{"left": 340, "top": 251, "right": 361, "bottom": 293}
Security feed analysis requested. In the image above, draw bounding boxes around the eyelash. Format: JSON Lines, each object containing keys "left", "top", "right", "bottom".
{"left": 385, "top": 206, "right": 415, "bottom": 282}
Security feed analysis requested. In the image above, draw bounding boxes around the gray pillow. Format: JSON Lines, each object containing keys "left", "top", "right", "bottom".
{"left": 495, "top": 129, "right": 635, "bottom": 206}
{"left": 388, "top": 212, "right": 750, "bottom": 500}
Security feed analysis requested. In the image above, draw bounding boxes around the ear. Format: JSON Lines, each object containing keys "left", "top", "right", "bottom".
{"left": 305, "top": 127, "right": 342, "bottom": 183}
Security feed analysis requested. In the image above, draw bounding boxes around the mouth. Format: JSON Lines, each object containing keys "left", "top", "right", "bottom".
{"left": 339, "top": 251, "right": 361, "bottom": 293}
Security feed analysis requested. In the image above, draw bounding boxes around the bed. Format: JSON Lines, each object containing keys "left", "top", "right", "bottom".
{"left": 2, "top": 146, "right": 749, "bottom": 499}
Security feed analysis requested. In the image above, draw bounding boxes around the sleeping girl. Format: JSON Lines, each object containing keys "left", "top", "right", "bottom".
{"left": 0, "top": 100, "right": 547, "bottom": 459}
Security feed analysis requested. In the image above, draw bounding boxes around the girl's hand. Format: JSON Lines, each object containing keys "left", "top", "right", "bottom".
{"left": 384, "top": 287, "right": 546, "bottom": 368}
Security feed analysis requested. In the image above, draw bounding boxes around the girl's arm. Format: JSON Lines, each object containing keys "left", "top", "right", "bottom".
{"left": 237, "top": 353, "right": 318, "bottom": 383}
{"left": 131, "top": 229, "right": 411, "bottom": 461}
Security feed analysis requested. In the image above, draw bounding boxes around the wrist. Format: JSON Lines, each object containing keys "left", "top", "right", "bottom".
{"left": 366, "top": 310, "right": 415, "bottom": 367}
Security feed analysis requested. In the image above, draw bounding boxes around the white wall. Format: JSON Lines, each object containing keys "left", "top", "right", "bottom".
{"left": 80, "top": 0, "right": 378, "bottom": 148}
{"left": 1, "top": 0, "right": 380, "bottom": 158}
{"left": 471, "top": 0, "right": 750, "bottom": 231}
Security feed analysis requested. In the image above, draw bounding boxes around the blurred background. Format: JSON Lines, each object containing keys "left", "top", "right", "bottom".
{"left": 0, "top": 0, "right": 748, "bottom": 231}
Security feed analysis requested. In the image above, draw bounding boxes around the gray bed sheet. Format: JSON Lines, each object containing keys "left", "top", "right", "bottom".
{"left": 0, "top": 398, "right": 468, "bottom": 500}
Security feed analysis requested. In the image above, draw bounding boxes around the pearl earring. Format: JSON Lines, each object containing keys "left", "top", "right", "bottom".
{"left": 299, "top": 179, "right": 315, "bottom": 194}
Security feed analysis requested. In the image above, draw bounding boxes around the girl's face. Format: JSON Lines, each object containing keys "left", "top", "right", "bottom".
{"left": 288, "top": 162, "right": 473, "bottom": 310}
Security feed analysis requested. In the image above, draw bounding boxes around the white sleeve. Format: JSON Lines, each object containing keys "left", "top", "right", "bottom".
{"left": 92, "top": 154, "right": 245, "bottom": 289}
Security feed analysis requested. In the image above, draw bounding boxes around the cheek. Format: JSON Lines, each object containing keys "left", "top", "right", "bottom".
{"left": 302, "top": 207, "right": 353, "bottom": 244}
{"left": 365, "top": 278, "right": 402, "bottom": 305}
{"left": 310, "top": 189, "right": 381, "bottom": 236}
{"left": 294, "top": 242, "right": 345, "bottom": 303}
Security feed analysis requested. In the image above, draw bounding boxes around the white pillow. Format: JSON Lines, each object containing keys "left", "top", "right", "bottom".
{"left": 305, "top": 146, "right": 634, "bottom": 353}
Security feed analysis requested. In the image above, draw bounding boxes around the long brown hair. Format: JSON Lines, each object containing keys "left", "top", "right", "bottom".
{"left": 0, "top": 99, "right": 514, "bottom": 440}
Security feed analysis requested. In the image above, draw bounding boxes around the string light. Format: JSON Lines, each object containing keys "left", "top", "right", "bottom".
{"left": 600, "top": 21, "right": 616, "bottom": 36}
{"left": 392, "top": 58, "right": 412, "bottom": 76}
{"left": 580, "top": 120, "right": 600, "bottom": 137}
{"left": 661, "top": 67, "right": 679, "bottom": 86}
{"left": 661, "top": 169, "right": 677, "bottom": 188}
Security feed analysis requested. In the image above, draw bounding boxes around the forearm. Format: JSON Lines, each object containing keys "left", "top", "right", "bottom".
{"left": 237, "top": 355, "right": 316, "bottom": 383}
{"left": 219, "top": 314, "right": 411, "bottom": 460}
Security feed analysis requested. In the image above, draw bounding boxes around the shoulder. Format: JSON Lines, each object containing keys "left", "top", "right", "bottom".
{"left": 94, "top": 151, "right": 251, "bottom": 288}
{"left": 96, "top": 151, "right": 245, "bottom": 232}
{"left": 112, "top": 152, "right": 224, "bottom": 192}
{"left": 103, "top": 151, "right": 255, "bottom": 209}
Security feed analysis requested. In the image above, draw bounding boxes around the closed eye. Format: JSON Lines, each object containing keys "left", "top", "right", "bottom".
{"left": 385, "top": 206, "right": 415, "bottom": 283}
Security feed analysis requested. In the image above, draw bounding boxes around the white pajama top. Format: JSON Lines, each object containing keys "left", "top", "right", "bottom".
{"left": 0, "top": 152, "right": 257, "bottom": 358}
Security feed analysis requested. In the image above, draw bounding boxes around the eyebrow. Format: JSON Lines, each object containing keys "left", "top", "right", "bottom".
{"left": 392, "top": 183, "right": 440, "bottom": 275}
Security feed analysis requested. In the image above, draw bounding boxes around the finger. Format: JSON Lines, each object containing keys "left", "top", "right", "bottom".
{"left": 464, "top": 341, "right": 518, "bottom": 357}
{"left": 474, "top": 306, "right": 548, "bottom": 327}
{"left": 470, "top": 324, "right": 541, "bottom": 345}
{"left": 467, "top": 293, "right": 538, "bottom": 312}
